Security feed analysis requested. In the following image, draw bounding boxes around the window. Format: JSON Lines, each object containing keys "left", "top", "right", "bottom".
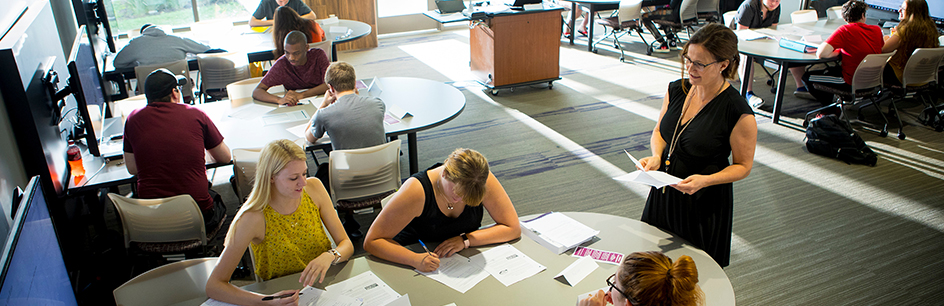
{"left": 377, "top": 0, "right": 428, "bottom": 18}
{"left": 104, "top": 0, "right": 251, "bottom": 34}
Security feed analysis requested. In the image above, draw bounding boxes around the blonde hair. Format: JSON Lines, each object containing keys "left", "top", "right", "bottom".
{"left": 224, "top": 139, "right": 307, "bottom": 245}
{"left": 618, "top": 251, "right": 705, "bottom": 306}
{"left": 442, "top": 148, "right": 489, "bottom": 207}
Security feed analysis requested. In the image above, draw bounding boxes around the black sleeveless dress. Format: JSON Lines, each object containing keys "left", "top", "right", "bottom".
{"left": 393, "top": 163, "right": 484, "bottom": 245}
{"left": 641, "top": 79, "right": 754, "bottom": 268}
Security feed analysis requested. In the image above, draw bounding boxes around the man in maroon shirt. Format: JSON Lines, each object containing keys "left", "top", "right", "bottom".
{"left": 252, "top": 30, "right": 330, "bottom": 106}
{"left": 123, "top": 69, "right": 232, "bottom": 231}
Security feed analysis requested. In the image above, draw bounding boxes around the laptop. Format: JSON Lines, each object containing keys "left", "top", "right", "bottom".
{"left": 435, "top": 0, "right": 466, "bottom": 14}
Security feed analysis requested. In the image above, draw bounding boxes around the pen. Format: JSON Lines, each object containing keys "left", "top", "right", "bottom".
{"left": 418, "top": 239, "right": 432, "bottom": 255}
{"left": 261, "top": 292, "right": 301, "bottom": 301}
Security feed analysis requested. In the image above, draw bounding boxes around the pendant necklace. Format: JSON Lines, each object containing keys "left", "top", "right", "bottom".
{"left": 663, "top": 82, "right": 725, "bottom": 193}
{"left": 435, "top": 177, "right": 454, "bottom": 210}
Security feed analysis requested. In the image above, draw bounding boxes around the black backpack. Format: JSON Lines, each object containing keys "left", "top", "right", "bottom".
{"left": 805, "top": 114, "right": 878, "bottom": 166}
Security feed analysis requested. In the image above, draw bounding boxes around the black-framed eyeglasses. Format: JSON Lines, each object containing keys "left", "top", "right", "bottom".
{"left": 607, "top": 273, "right": 641, "bottom": 305}
{"left": 682, "top": 54, "right": 723, "bottom": 71}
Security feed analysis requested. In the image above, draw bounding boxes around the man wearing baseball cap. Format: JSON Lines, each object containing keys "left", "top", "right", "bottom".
{"left": 122, "top": 69, "right": 232, "bottom": 232}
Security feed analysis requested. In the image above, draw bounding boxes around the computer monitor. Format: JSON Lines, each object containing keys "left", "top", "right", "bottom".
{"left": 503, "top": 0, "right": 542, "bottom": 7}
{"left": 67, "top": 25, "right": 109, "bottom": 156}
{"left": 72, "top": 0, "right": 116, "bottom": 53}
{"left": 0, "top": 176, "right": 78, "bottom": 305}
{"left": 865, "top": 0, "right": 944, "bottom": 22}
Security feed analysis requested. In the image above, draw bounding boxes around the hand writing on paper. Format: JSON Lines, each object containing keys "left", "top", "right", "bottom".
{"left": 577, "top": 289, "right": 608, "bottom": 306}
{"left": 264, "top": 290, "right": 299, "bottom": 305}
{"left": 299, "top": 252, "right": 334, "bottom": 286}
{"left": 637, "top": 156, "right": 661, "bottom": 171}
{"left": 415, "top": 251, "right": 440, "bottom": 272}
{"left": 434, "top": 235, "right": 465, "bottom": 258}
{"left": 673, "top": 174, "right": 708, "bottom": 195}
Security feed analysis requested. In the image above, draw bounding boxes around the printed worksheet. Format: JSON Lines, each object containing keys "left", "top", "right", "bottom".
{"left": 262, "top": 110, "right": 309, "bottom": 125}
{"left": 417, "top": 254, "right": 490, "bottom": 293}
{"left": 469, "top": 244, "right": 546, "bottom": 287}
{"left": 324, "top": 271, "right": 400, "bottom": 306}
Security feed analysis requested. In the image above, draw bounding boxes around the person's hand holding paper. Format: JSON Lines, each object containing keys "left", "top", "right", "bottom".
{"left": 615, "top": 150, "right": 682, "bottom": 188}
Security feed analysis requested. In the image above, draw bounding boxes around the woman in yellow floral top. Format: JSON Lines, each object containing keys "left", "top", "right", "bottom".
{"left": 207, "top": 139, "right": 353, "bottom": 305}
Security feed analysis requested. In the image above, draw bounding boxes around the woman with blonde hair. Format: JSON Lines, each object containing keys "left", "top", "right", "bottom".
{"left": 882, "top": 0, "right": 940, "bottom": 85}
{"left": 579, "top": 251, "right": 705, "bottom": 306}
{"left": 364, "top": 148, "right": 521, "bottom": 272}
{"left": 272, "top": 6, "right": 325, "bottom": 58}
{"left": 206, "top": 139, "right": 352, "bottom": 305}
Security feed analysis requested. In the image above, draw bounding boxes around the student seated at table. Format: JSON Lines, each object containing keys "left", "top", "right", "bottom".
{"left": 122, "top": 68, "right": 231, "bottom": 231}
{"left": 251, "top": 0, "right": 316, "bottom": 27}
{"left": 273, "top": 6, "right": 326, "bottom": 58}
{"left": 801, "top": 0, "right": 884, "bottom": 104}
{"left": 304, "top": 61, "right": 385, "bottom": 191}
{"left": 113, "top": 24, "right": 213, "bottom": 69}
{"left": 252, "top": 30, "right": 330, "bottom": 106}
{"left": 733, "top": 0, "right": 811, "bottom": 107}
{"left": 363, "top": 148, "right": 521, "bottom": 272}
{"left": 578, "top": 251, "right": 705, "bottom": 306}
{"left": 882, "top": 0, "right": 940, "bottom": 86}
{"left": 206, "top": 139, "right": 353, "bottom": 304}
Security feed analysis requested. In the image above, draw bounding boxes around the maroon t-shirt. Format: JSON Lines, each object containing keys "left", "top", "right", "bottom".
{"left": 123, "top": 102, "right": 224, "bottom": 211}
{"left": 261, "top": 48, "right": 329, "bottom": 91}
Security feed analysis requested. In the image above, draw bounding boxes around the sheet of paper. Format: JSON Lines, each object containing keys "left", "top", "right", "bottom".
{"left": 356, "top": 80, "right": 368, "bottom": 89}
{"left": 263, "top": 110, "right": 310, "bottom": 125}
{"left": 572, "top": 247, "right": 625, "bottom": 265}
{"left": 287, "top": 122, "right": 310, "bottom": 139}
{"left": 228, "top": 103, "right": 272, "bottom": 120}
{"left": 802, "top": 35, "right": 822, "bottom": 43}
{"left": 383, "top": 294, "right": 411, "bottom": 306}
{"left": 470, "top": 244, "right": 546, "bottom": 287}
{"left": 613, "top": 170, "right": 682, "bottom": 188}
{"left": 383, "top": 113, "right": 401, "bottom": 125}
{"left": 554, "top": 256, "right": 598, "bottom": 286}
{"left": 324, "top": 271, "right": 399, "bottom": 306}
{"left": 329, "top": 26, "right": 349, "bottom": 33}
{"left": 417, "top": 254, "right": 490, "bottom": 293}
{"left": 387, "top": 103, "right": 411, "bottom": 119}
{"left": 735, "top": 29, "right": 770, "bottom": 41}
{"left": 522, "top": 212, "right": 600, "bottom": 250}
{"left": 367, "top": 77, "right": 382, "bottom": 97}
{"left": 624, "top": 149, "right": 643, "bottom": 170}
{"left": 313, "top": 295, "right": 362, "bottom": 306}
{"left": 298, "top": 286, "right": 327, "bottom": 306}
{"left": 201, "top": 298, "right": 237, "bottom": 306}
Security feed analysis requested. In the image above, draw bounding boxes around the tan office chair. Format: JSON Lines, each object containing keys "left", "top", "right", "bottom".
{"left": 722, "top": 10, "right": 738, "bottom": 29}
{"left": 196, "top": 52, "right": 251, "bottom": 103}
{"left": 826, "top": 6, "right": 843, "bottom": 20}
{"left": 696, "top": 0, "right": 721, "bottom": 23}
{"left": 329, "top": 139, "right": 402, "bottom": 237}
{"left": 108, "top": 193, "right": 225, "bottom": 256}
{"left": 886, "top": 48, "right": 944, "bottom": 138}
{"left": 231, "top": 148, "right": 263, "bottom": 204}
{"left": 225, "top": 76, "right": 265, "bottom": 102}
{"left": 113, "top": 257, "right": 218, "bottom": 306}
{"left": 134, "top": 59, "right": 195, "bottom": 104}
{"left": 791, "top": 9, "right": 819, "bottom": 23}
{"left": 805, "top": 51, "right": 897, "bottom": 137}
{"left": 309, "top": 40, "right": 333, "bottom": 63}
{"left": 592, "top": 0, "right": 650, "bottom": 59}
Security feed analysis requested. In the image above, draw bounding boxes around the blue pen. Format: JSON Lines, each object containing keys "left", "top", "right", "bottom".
{"left": 418, "top": 239, "right": 432, "bottom": 255}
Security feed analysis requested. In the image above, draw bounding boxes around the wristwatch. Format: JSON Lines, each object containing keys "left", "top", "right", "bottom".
{"left": 328, "top": 249, "right": 341, "bottom": 265}
{"left": 460, "top": 233, "right": 470, "bottom": 249}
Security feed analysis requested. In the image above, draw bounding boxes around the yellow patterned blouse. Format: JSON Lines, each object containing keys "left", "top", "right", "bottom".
{"left": 250, "top": 189, "right": 332, "bottom": 281}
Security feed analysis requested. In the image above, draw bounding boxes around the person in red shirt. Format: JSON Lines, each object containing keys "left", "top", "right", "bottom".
{"left": 801, "top": 0, "right": 885, "bottom": 104}
{"left": 252, "top": 30, "right": 330, "bottom": 106}
{"left": 123, "top": 69, "right": 232, "bottom": 231}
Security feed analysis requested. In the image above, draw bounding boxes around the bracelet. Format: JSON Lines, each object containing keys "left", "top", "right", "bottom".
{"left": 329, "top": 249, "right": 341, "bottom": 265}
{"left": 461, "top": 233, "right": 470, "bottom": 249}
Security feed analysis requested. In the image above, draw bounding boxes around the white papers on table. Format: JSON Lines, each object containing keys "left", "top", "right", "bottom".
{"left": 554, "top": 256, "right": 598, "bottom": 286}
{"left": 321, "top": 16, "right": 339, "bottom": 25}
{"left": 615, "top": 150, "right": 682, "bottom": 188}
{"left": 481, "top": 5, "right": 511, "bottom": 13}
{"left": 382, "top": 294, "right": 411, "bottom": 306}
{"left": 297, "top": 286, "right": 329, "bottom": 306}
{"left": 735, "top": 29, "right": 771, "bottom": 41}
{"left": 777, "top": 24, "right": 815, "bottom": 36}
{"left": 802, "top": 35, "right": 823, "bottom": 43}
{"left": 383, "top": 113, "right": 401, "bottom": 125}
{"left": 201, "top": 298, "right": 236, "bottom": 306}
{"left": 367, "top": 76, "right": 382, "bottom": 98}
{"left": 324, "top": 271, "right": 400, "bottom": 306}
{"left": 287, "top": 122, "right": 310, "bottom": 139}
{"left": 329, "top": 26, "right": 349, "bottom": 33}
{"left": 416, "top": 254, "right": 490, "bottom": 293}
{"left": 386, "top": 103, "right": 411, "bottom": 119}
{"left": 469, "top": 244, "right": 546, "bottom": 287}
{"left": 228, "top": 103, "right": 272, "bottom": 119}
{"left": 263, "top": 110, "right": 310, "bottom": 125}
{"left": 520, "top": 212, "right": 600, "bottom": 254}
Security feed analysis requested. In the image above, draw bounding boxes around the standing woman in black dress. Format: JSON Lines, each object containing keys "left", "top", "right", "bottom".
{"left": 637, "top": 23, "right": 757, "bottom": 268}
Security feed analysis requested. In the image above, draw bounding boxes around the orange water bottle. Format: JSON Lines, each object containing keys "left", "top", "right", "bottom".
{"left": 67, "top": 140, "right": 85, "bottom": 178}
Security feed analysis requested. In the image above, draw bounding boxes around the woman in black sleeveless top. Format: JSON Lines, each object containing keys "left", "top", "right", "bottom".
{"left": 364, "top": 148, "right": 520, "bottom": 272}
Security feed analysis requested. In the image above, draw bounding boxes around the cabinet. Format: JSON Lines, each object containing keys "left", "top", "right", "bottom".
{"left": 470, "top": 9, "right": 562, "bottom": 95}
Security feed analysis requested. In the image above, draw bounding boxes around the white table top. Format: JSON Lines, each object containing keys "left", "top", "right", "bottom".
{"left": 736, "top": 19, "right": 847, "bottom": 63}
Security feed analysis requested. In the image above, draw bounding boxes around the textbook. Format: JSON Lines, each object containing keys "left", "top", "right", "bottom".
{"left": 520, "top": 212, "right": 599, "bottom": 254}
{"left": 779, "top": 38, "right": 818, "bottom": 53}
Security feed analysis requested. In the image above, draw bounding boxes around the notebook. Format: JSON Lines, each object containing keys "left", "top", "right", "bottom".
{"left": 435, "top": 0, "right": 466, "bottom": 14}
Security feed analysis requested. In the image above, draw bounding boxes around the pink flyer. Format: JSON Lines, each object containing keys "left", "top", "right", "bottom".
{"left": 572, "top": 247, "right": 624, "bottom": 265}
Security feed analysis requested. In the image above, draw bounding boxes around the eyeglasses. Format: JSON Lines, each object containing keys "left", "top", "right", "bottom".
{"left": 682, "top": 54, "right": 724, "bottom": 71}
{"left": 607, "top": 273, "right": 641, "bottom": 305}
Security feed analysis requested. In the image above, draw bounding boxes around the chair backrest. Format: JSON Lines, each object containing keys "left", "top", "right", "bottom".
{"left": 226, "top": 76, "right": 265, "bottom": 101}
{"left": 850, "top": 51, "right": 896, "bottom": 92}
{"left": 309, "top": 40, "right": 333, "bottom": 62}
{"left": 791, "top": 9, "right": 818, "bottom": 23}
{"left": 134, "top": 59, "right": 194, "bottom": 101}
{"left": 696, "top": 0, "right": 719, "bottom": 14}
{"left": 232, "top": 148, "right": 263, "bottom": 203}
{"left": 618, "top": 0, "right": 644, "bottom": 23}
{"left": 197, "top": 52, "right": 251, "bottom": 97}
{"left": 328, "top": 139, "right": 402, "bottom": 203}
{"left": 826, "top": 6, "right": 843, "bottom": 20}
{"left": 679, "top": 0, "right": 699, "bottom": 22}
{"left": 107, "top": 193, "right": 207, "bottom": 249}
{"left": 901, "top": 48, "right": 944, "bottom": 87}
{"left": 723, "top": 10, "right": 738, "bottom": 29}
{"left": 113, "top": 257, "right": 218, "bottom": 306}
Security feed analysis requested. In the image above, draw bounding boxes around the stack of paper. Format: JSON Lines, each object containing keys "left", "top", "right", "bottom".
{"left": 520, "top": 212, "right": 599, "bottom": 254}
{"left": 614, "top": 150, "right": 682, "bottom": 188}
{"left": 735, "top": 29, "right": 771, "bottom": 41}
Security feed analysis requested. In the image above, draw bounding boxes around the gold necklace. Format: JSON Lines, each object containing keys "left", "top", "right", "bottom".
{"left": 663, "top": 82, "right": 726, "bottom": 193}
{"left": 434, "top": 176, "right": 455, "bottom": 210}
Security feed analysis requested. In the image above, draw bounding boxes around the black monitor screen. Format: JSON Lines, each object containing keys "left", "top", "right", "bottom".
{"left": 864, "top": 0, "right": 900, "bottom": 12}
{"left": 68, "top": 25, "right": 108, "bottom": 156}
{"left": 0, "top": 176, "right": 77, "bottom": 305}
{"left": 866, "top": 0, "right": 944, "bottom": 23}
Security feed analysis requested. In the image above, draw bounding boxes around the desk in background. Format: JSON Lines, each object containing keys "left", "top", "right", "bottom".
{"left": 565, "top": 0, "right": 670, "bottom": 52}
{"left": 191, "top": 212, "right": 734, "bottom": 305}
